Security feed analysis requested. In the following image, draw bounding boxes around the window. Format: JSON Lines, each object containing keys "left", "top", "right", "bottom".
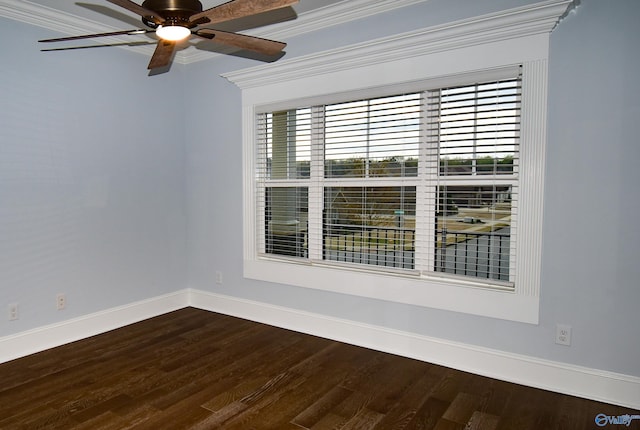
{"left": 226, "top": 0, "right": 573, "bottom": 323}
{"left": 256, "top": 76, "right": 520, "bottom": 288}
{"left": 430, "top": 79, "right": 520, "bottom": 284}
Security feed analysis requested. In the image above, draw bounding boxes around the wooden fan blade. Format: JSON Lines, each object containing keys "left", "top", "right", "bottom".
{"left": 41, "top": 41, "right": 154, "bottom": 52}
{"left": 196, "top": 29, "right": 285, "bottom": 56}
{"left": 39, "top": 29, "right": 152, "bottom": 43}
{"left": 190, "top": 0, "right": 298, "bottom": 25}
{"left": 148, "top": 40, "right": 176, "bottom": 69}
{"left": 106, "top": 0, "right": 165, "bottom": 25}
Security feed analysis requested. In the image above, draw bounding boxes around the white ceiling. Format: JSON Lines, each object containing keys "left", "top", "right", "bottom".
{"left": 22, "top": 0, "right": 345, "bottom": 30}
{"left": 0, "top": 0, "right": 426, "bottom": 64}
{"left": 26, "top": 0, "right": 344, "bottom": 18}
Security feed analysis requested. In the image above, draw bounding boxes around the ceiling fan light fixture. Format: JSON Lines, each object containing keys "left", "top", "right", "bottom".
{"left": 156, "top": 25, "right": 190, "bottom": 41}
{"left": 39, "top": 0, "right": 298, "bottom": 72}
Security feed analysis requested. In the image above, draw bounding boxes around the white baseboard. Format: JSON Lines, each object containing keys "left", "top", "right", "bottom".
{"left": 189, "top": 289, "right": 640, "bottom": 410}
{"left": 0, "top": 289, "right": 188, "bottom": 364}
{"left": 1, "top": 288, "right": 638, "bottom": 410}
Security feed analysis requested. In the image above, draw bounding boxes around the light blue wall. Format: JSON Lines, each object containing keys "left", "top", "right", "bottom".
{"left": 543, "top": 0, "right": 640, "bottom": 374}
{"left": 184, "top": 0, "right": 640, "bottom": 376}
{"left": 0, "top": 18, "right": 187, "bottom": 336}
{"left": 1, "top": 0, "right": 638, "bottom": 378}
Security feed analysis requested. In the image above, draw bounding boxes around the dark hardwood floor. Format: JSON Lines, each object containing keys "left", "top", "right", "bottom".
{"left": 0, "top": 308, "right": 636, "bottom": 429}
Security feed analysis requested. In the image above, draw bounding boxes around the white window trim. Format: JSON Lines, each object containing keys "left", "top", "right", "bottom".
{"left": 224, "top": 0, "right": 575, "bottom": 324}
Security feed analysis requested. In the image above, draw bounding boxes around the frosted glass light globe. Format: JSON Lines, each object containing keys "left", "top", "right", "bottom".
{"left": 156, "top": 25, "right": 190, "bottom": 41}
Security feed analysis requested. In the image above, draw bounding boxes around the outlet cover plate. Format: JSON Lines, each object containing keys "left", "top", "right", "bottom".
{"left": 556, "top": 324, "right": 572, "bottom": 346}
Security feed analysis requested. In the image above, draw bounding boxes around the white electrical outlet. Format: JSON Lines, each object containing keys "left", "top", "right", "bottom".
{"left": 215, "top": 271, "right": 223, "bottom": 285}
{"left": 56, "top": 293, "right": 66, "bottom": 310}
{"left": 8, "top": 304, "right": 19, "bottom": 321}
{"left": 556, "top": 324, "right": 572, "bottom": 346}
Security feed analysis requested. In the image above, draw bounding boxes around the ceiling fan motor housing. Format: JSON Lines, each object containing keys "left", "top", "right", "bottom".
{"left": 141, "top": 0, "right": 203, "bottom": 28}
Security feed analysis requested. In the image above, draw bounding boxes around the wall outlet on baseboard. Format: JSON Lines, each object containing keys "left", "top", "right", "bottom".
{"left": 215, "top": 271, "right": 223, "bottom": 285}
{"left": 556, "top": 324, "right": 572, "bottom": 346}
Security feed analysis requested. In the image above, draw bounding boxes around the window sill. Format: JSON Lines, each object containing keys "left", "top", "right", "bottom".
{"left": 244, "top": 258, "right": 539, "bottom": 324}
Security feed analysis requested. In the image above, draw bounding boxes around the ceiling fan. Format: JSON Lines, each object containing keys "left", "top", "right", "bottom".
{"left": 39, "top": 0, "right": 298, "bottom": 70}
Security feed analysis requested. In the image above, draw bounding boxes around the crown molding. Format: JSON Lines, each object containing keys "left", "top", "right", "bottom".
{"left": 174, "top": 0, "right": 428, "bottom": 65}
{"left": 0, "top": 0, "right": 157, "bottom": 57}
{"left": 0, "top": 0, "right": 84, "bottom": 32}
{"left": 223, "top": 0, "right": 575, "bottom": 89}
{"left": 0, "top": 0, "right": 427, "bottom": 65}
{"left": 241, "top": 0, "right": 427, "bottom": 41}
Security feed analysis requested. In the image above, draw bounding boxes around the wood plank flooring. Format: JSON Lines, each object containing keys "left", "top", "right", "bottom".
{"left": 0, "top": 308, "right": 636, "bottom": 429}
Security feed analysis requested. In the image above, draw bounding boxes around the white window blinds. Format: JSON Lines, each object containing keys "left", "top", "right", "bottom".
{"left": 324, "top": 94, "right": 421, "bottom": 178}
{"left": 431, "top": 79, "right": 520, "bottom": 177}
{"left": 257, "top": 110, "right": 311, "bottom": 258}
{"left": 427, "top": 77, "right": 521, "bottom": 284}
{"left": 256, "top": 73, "right": 521, "bottom": 286}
